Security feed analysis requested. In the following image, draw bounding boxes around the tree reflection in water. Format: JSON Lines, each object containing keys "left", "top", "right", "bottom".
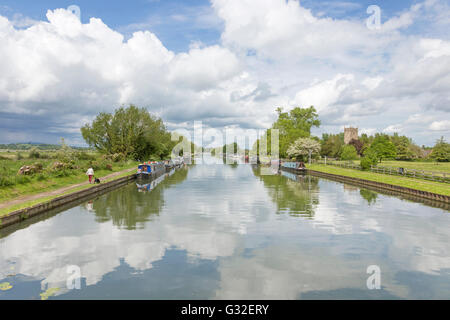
{"left": 91, "top": 168, "right": 189, "bottom": 230}
{"left": 360, "top": 189, "right": 378, "bottom": 205}
{"left": 251, "top": 166, "right": 320, "bottom": 218}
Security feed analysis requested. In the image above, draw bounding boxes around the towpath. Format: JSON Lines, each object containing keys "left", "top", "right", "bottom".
{"left": 0, "top": 167, "right": 136, "bottom": 210}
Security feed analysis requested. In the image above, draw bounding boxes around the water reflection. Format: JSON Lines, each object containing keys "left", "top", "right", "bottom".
{"left": 360, "top": 189, "right": 378, "bottom": 205}
{"left": 252, "top": 165, "right": 319, "bottom": 217}
{"left": 0, "top": 160, "right": 449, "bottom": 300}
{"left": 93, "top": 169, "right": 188, "bottom": 229}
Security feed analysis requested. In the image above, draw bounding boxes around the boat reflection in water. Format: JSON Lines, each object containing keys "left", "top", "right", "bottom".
{"left": 136, "top": 170, "right": 172, "bottom": 193}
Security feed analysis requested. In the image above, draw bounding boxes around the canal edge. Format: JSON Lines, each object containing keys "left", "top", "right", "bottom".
{"left": 0, "top": 173, "right": 137, "bottom": 229}
{"left": 281, "top": 167, "right": 450, "bottom": 204}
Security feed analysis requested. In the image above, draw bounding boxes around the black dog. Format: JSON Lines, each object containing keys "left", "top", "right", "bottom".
{"left": 94, "top": 178, "right": 101, "bottom": 184}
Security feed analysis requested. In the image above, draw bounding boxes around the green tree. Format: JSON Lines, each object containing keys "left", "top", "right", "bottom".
{"left": 390, "top": 133, "right": 414, "bottom": 160}
{"left": 367, "top": 134, "right": 397, "bottom": 162}
{"left": 360, "top": 149, "right": 378, "bottom": 170}
{"left": 223, "top": 142, "right": 239, "bottom": 155}
{"left": 81, "top": 105, "right": 176, "bottom": 160}
{"left": 272, "top": 106, "right": 321, "bottom": 158}
{"left": 430, "top": 137, "right": 450, "bottom": 162}
{"left": 320, "top": 133, "right": 343, "bottom": 158}
{"left": 340, "top": 145, "right": 358, "bottom": 160}
{"left": 348, "top": 139, "right": 364, "bottom": 156}
{"left": 286, "top": 137, "right": 321, "bottom": 161}
{"left": 408, "top": 143, "right": 424, "bottom": 159}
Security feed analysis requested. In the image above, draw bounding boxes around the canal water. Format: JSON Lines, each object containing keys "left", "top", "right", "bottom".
{"left": 1, "top": 159, "right": 449, "bottom": 299}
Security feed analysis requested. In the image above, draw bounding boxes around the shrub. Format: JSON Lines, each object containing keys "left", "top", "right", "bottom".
{"left": 90, "top": 160, "right": 112, "bottom": 171}
{"left": 51, "top": 169, "right": 71, "bottom": 178}
{"left": 430, "top": 137, "right": 450, "bottom": 162}
{"left": 361, "top": 151, "right": 378, "bottom": 170}
{"left": 340, "top": 145, "right": 358, "bottom": 160}
{"left": 29, "top": 147, "right": 40, "bottom": 159}
{"left": 0, "top": 172, "right": 14, "bottom": 186}
{"left": 16, "top": 175, "right": 31, "bottom": 185}
{"left": 112, "top": 153, "right": 125, "bottom": 162}
{"left": 36, "top": 174, "right": 47, "bottom": 181}
{"left": 74, "top": 151, "right": 96, "bottom": 161}
{"left": 33, "top": 162, "right": 44, "bottom": 172}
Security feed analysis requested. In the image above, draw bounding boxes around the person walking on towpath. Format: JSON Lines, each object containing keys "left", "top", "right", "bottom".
{"left": 86, "top": 167, "right": 94, "bottom": 184}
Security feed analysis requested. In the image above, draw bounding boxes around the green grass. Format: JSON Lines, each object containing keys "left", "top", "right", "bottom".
{"left": 373, "top": 160, "right": 450, "bottom": 173}
{"left": 307, "top": 164, "right": 450, "bottom": 196}
{"left": 0, "top": 153, "right": 138, "bottom": 203}
{"left": 328, "top": 159, "right": 450, "bottom": 174}
{"left": 0, "top": 169, "right": 136, "bottom": 217}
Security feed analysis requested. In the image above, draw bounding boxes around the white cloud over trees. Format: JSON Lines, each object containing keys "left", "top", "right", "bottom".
{"left": 0, "top": 0, "right": 449, "bottom": 146}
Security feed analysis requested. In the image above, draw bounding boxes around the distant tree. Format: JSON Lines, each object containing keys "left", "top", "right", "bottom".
{"left": 81, "top": 105, "right": 176, "bottom": 160}
{"left": 408, "top": 143, "right": 424, "bottom": 159}
{"left": 348, "top": 139, "right": 364, "bottom": 156}
{"left": 223, "top": 142, "right": 238, "bottom": 155}
{"left": 430, "top": 137, "right": 450, "bottom": 162}
{"left": 320, "top": 133, "right": 343, "bottom": 158}
{"left": 272, "top": 106, "right": 321, "bottom": 158}
{"left": 340, "top": 145, "right": 358, "bottom": 160}
{"left": 211, "top": 149, "right": 216, "bottom": 156}
{"left": 390, "top": 133, "right": 414, "bottom": 160}
{"left": 360, "top": 133, "right": 374, "bottom": 145}
{"left": 28, "top": 147, "right": 40, "bottom": 159}
{"left": 287, "top": 137, "right": 321, "bottom": 161}
{"left": 360, "top": 150, "right": 378, "bottom": 170}
{"left": 367, "top": 134, "right": 396, "bottom": 162}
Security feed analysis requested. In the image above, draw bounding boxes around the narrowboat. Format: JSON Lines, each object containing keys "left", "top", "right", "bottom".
{"left": 136, "top": 172, "right": 166, "bottom": 192}
{"left": 164, "top": 159, "right": 175, "bottom": 171}
{"left": 137, "top": 161, "right": 165, "bottom": 179}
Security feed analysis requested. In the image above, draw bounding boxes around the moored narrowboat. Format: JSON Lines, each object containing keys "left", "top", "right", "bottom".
{"left": 137, "top": 161, "right": 165, "bottom": 179}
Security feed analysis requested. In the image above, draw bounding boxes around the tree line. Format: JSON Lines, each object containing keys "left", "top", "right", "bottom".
{"left": 81, "top": 105, "right": 195, "bottom": 161}
{"left": 251, "top": 106, "right": 449, "bottom": 168}
{"left": 80, "top": 104, "right": 449, "bottom": 166}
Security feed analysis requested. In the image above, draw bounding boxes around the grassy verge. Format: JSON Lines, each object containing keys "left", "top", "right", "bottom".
{"left": 0, "top": 169, "right": 137, "bottom": 217}
{"left": 307, "top": 164, "right": 450, "bottom": 196}
{"left": 327, "top": 160, "right": 450, "bottom": 173}
{"left": 0, "top": 160, "right": 138, "bottom": 204}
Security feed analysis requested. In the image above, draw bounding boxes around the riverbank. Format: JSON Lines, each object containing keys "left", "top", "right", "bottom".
{"left": 0, "top": 166, "right": 137, "bottom": 217}
{"left": 0, "top": 157, "right": 138, "bottom": 203}
{"left": 0, "top": 171, "right": 138, "bottom": 229}
{"left": 305, "top": 164, "right": 449, "bottom": 200}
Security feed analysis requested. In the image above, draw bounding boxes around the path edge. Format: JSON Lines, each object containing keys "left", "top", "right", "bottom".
{"left": 0, "top": 173, "right": 137, "bottom": 229}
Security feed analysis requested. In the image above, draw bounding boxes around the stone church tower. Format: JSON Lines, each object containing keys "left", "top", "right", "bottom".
{"left": 344, "top": 127, "right": 358, "bottom": 144}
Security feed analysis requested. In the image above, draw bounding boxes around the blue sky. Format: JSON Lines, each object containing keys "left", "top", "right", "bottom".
{"left": 0, "top": 0, "right": 418, "bottom": 52}
{"left": 0, "top": 0, "right": 449, "bottom": 147}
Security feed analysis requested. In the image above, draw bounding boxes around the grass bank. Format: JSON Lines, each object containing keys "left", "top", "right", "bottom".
{"left": 307, "top": 164, "right": 450, "bottom": 196}
{"left": 0, "top": 168, "right": 137, "bottom": 218}
{"left": 0, "top": 159, "right": 137, "bottom": 204}
{"left": 328, "top": 160, "right": 450, "bottom": 173}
